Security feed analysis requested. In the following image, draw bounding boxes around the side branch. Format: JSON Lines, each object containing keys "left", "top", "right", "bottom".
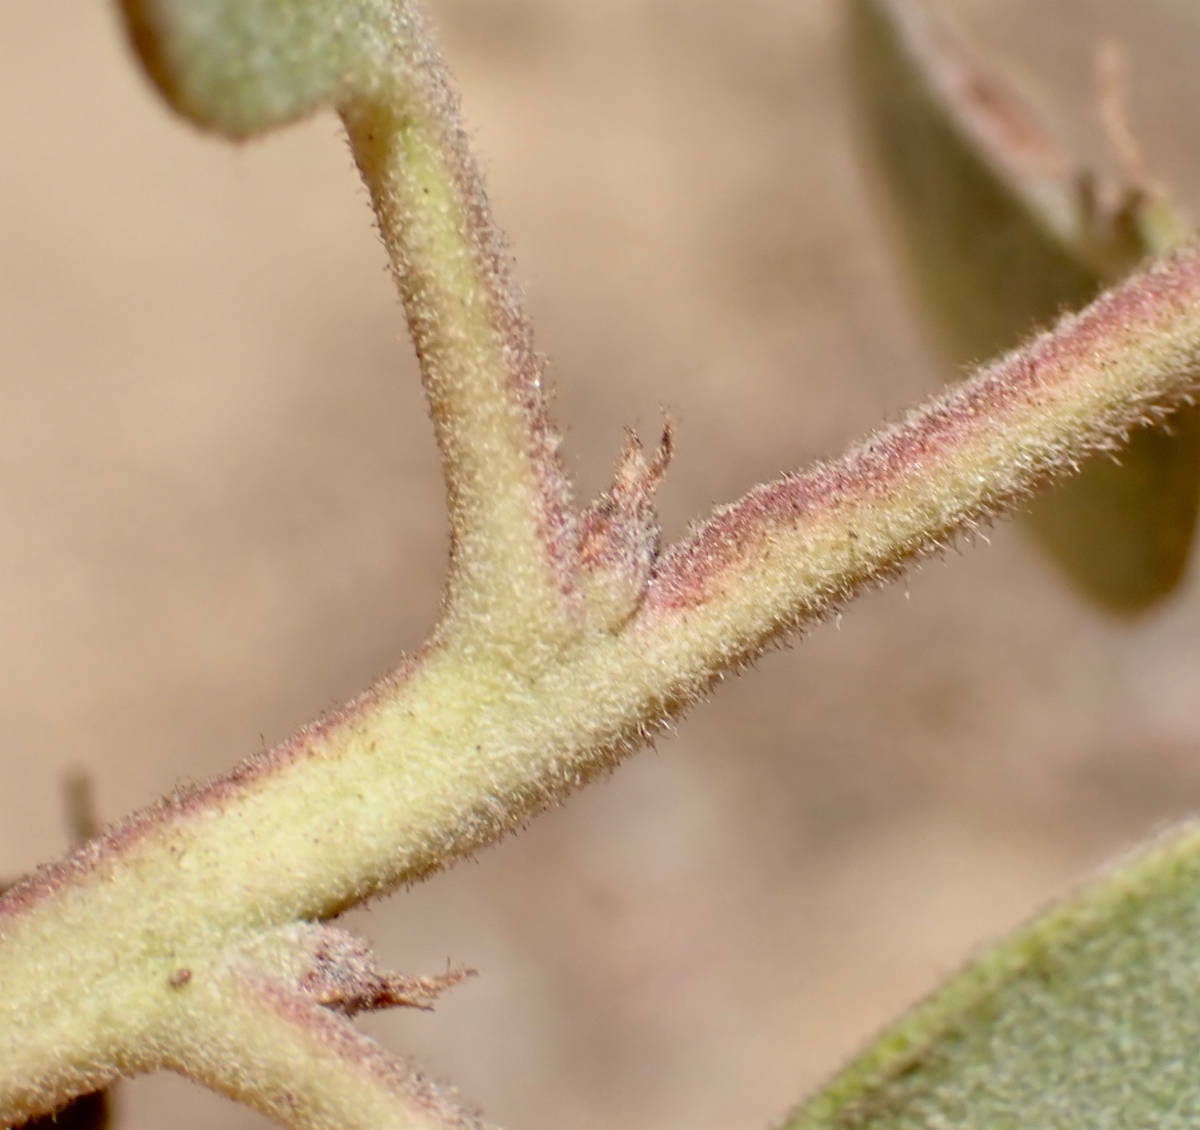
{"left": 339, "top": 70, "right": 577, "bottom": 656}
{"left": 161, "top": 954, "right": 485, "bottom": 1130}
{"left": 638, "top": 243, "right": 1200, "bottom": 670}
{"left": 120, "top": 0, "right": 580, "bottom": 656}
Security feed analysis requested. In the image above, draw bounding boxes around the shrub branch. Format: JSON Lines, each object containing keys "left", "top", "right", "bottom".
{"left": 4, "top": 1, "right": 1200, "bottom": 1127}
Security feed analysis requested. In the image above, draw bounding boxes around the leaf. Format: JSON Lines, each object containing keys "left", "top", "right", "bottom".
{"left": 847, "top": 0, "right": 1200, "bottom": 611}
{"left": 119, "top": 0, "right": 373, "bottom": 138}
{"left": 780, "top": 822, "right": 1200, "bottom": 1129}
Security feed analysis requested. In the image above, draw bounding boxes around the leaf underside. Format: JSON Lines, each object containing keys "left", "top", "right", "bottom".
{"left": 847, "top": 0, "right": 1200, "bottom": 611}
{"left": 781, "top": 821, "right": 1200, "bottom": 1129}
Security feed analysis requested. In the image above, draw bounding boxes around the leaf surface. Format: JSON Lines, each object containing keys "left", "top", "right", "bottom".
{"left": 782, "top": 822, "right": 1200, "bottom": 1129}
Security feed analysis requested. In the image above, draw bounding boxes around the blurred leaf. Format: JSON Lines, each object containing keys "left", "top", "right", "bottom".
{"left": 782, "top": 822, "right": 1200, "bottom": 1128}
{"left": 847, "top": 0, "right": 1200, "bottom": 611}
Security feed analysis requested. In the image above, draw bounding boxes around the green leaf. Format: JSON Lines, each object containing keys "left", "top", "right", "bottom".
{"left": 118, "top": 0, "right": 382, "bottom": 138}
{"left": 847, "top": 0, "right": 1200, "bottom": 611}
{"left": 781, "top": 822, "right": 1200, "bottom": 1129}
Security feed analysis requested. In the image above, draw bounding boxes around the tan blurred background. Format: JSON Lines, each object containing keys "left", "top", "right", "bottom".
{"left": 5, "top": 1, "right": 1200, "bottom": 1127}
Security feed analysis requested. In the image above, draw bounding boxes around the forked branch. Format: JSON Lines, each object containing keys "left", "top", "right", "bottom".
{"left": 4, "top": 2, "right": 1200, "bottom": 1128}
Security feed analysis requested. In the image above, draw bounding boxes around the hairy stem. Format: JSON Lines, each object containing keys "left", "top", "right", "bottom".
{"left": 642, "top": 244, "right": 1200, "bottom": 664}
{"left": 7, "top": 2, "right": 1200, "bottom": 1126}
{"left": 338, "top": 46, "right": 578, "bottom": 657}
{"left": 6, "top": 240, "right": 1200, "bottom": 1123}
{"left": 163, "top": 961, "right": 485, "bottom": 1130}
{"left": 123, "top": 0, "right": 579, "bottom": 656}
